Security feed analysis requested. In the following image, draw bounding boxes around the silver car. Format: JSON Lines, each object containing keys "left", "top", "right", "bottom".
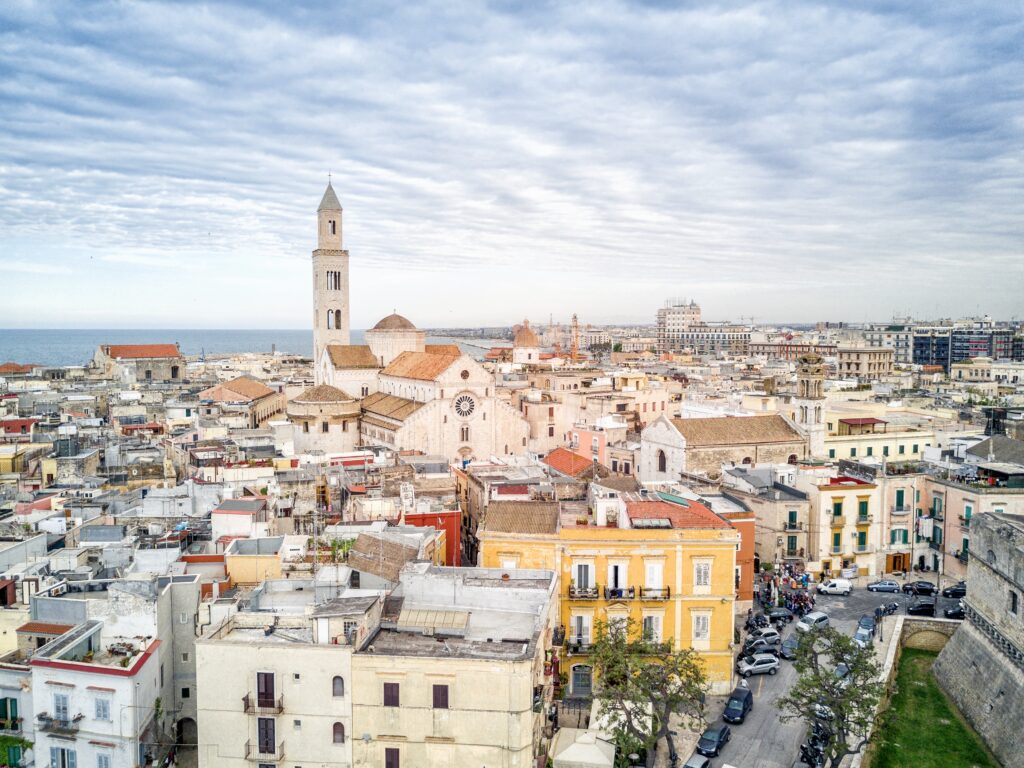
{"left": 736, "top": 652, "right": 780, "bottom": 678}
{"left": 796, "top": 611, "right": 830, "bottom": 633}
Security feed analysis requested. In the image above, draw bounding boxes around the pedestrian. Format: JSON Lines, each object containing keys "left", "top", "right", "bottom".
{"left": 739, "top": 678, "right": 749, "bottom": 689}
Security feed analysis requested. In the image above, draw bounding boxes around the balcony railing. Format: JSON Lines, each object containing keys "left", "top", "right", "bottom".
{"left": 246, "top": 740, "right": 285, "bottom": 762}
{"left": 784, "top": 548, "right": 805, "bottom": 559}
{"left": 891, "top": 506, "right": 912, "bottom": 516}
{"left": 959, "top": 515, "right": 971, "bottom": 529}
{"left": 928, "top": 540, "right": 944, "bottom": 552}
{"left": 956, "top": 550, "right": 969, "bottom": 564}
{"left": 930, "top": 509, "right": 945, "bottom": 521}
{"left": 243, "top": 693, "right": 284, "bottom": 714}
{"left": 37, "top": 712, "right": 82, "bottom": 736}
{"left": 784, "top": 521, "right": 803, "bottom": 531}
{"left": 855, "top": 544, "right": 872, "bottom": 554}
{"left": 831, "top": 546, "right": 842, "bottom": 554}
{"left": 567, "top": 637, "right": 593, "bottom": 654}
{"left": 568, "top": 584, "right": 600, "bottom": 600}
{"left": 604, "top": 586, "right": 636, "bottom": 600}
{"left": 856, "top": 514, "right": 872, "bottom": 524}
{"left": 830, "top": 515, "right": 846, "bottom": 527}
{"left": 640, "top": 587, "right": 670, "bottom": 600}
{"left": 0, "top": 717, "right": 22, "bottom": 735}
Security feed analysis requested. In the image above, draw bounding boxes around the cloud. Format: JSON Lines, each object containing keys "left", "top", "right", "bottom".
{"left": 0, "top": 259, "right": 71, "bottom": 275}
{"left": 0, "top": 0, "right": 1021, "bottom": 327}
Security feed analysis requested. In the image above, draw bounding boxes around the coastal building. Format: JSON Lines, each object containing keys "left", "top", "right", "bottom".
{"left": 91, "top": 343, "right": 184, "bottom": 384}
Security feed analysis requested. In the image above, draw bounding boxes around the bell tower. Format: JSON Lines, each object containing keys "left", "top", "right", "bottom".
{"left": 312, "top": 182, "right": 349, "bottom": 379}
{"left": 794, "top": 352, "right": 826, "bottom": 457}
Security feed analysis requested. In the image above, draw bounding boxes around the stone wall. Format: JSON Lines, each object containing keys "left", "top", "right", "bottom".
{"left": 934, "top": 617, "right": 1024, "bottom": 768}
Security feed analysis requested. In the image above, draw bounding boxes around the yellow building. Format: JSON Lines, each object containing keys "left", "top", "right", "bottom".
{"left": 478, "top": 492, "right": 740, "bottom": 695}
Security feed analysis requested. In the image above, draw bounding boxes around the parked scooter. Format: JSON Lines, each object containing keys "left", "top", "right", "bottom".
{"left": 882, "top": 601, "right": 900, "bottom": 616}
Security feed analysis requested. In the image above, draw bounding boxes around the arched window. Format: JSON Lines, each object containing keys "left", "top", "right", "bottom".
{"left": 333, "top": 721, "right": 345, "bottom": 744}
{"left": 742, "top": 456, "right": 752, "bottom": 465}
{"left": 460, "top": 426, "right": 470, "bottom": 442}
{"left": 788, "top": 454, "right": 798, "bottom": 465}
{"left": 327, "top": 312, "right": 334, "bottom": 330}
{"left": 332, "top": 676, "right": 344, "bottom": 697}
{"left": 657, "top": 450, "right": 667, "bottom": 473}
{"left": 334, "top": 309, "right": 342, "bottom": 329}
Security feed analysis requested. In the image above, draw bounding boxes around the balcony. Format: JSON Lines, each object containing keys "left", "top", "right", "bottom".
{"left": 957, "top": 550, "right": 969, "bottom": 564}
{"left": 784, "top": 548, "right": 805, "bottom": 559}
{"left": 0, "top": 717, "right": 22, "bottom": 735}
{"left": 959, "top": 515, "right": 971, "bottom": 530}
{"left": 568, "top": 584, "right": 600, "bottom": 600}
{"left": 930, "top": 509, "right": 945, "bottom": 522}
{"left": 928, "top": 540, "right": 944, "bottom": 552}
{"left": 856, "top": 514, "right": 872, "bottom": 525}
{"left": 831, "top": 546, "right": 842, "bottom": 555}
{"left": 246, "top": 740, "right": 285, "bottom": 762}
{"left": 891, "top": 506, "right": 912, "bottom": 516}
{"left": 829, "top": 515, "right": 846, "bottom": 527}
{"left": 640, "top": 587, "right": 670, "bottom": 600}
{"left": 243, "top": 693, "right": 284, "bottom": 714}
{"left": 604, "top": 586, "right": 636, "bottom": 600}
{"left": 567, "top": 637, "right": 593, "bottom": 654}
{"left": 37, "top": 712, "right": 83, "bottom": 736}
{"left": 855, "top": 544, "right": 873, "bottom": 554}
{"left": 784, "top": 521, "right": 803, "bottom": 531}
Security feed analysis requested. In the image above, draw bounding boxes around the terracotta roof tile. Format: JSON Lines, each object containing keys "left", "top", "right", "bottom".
{"left": 347, "top": 533, "right": 419, "bottom": 582}
{"left": 669, "top": 414, "right": 802, "bottom": 447}
{"left": 103, "top": 344, "right": 181, "bottom": 359}
{"left": 0, "top": 362, "right": 36, "bottom": 374}
{"left": 626, "top": 499, "right": 731, "bottom": 529}
{"left": 542, "top": 447, "right": 594, "bottom": 478}
{"left": 481, "top": 501, "right": 559, "bottom": 535}
{"left": 381, "top": 350, "right": 460, "bottom": 381}
{"left": 361, "top": 392, "right": 424, "bottom": 422}
{"left": 199, "top": 376, "right": 276, "bottom": 402}
{"left": 293, "top": 384, "right": 355, "bottom": 403}
{"left": 326, "top": 344, "right": 381, "bottom": 369}
{"left": 17, "top": 621, "right": 74, "bottom": 635}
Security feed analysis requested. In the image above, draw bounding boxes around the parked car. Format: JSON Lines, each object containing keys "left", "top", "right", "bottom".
{"left": 736, "top": 653, "right": 781, "bottom": 678}
{"left": 723, "top": 686, "right": 754, "bottom": 724}
{"left": 768, "top": 606, "right": 795, "bottom": 624}
{"left": 853, "top": 626, "right": 873, "bottom": 647}
{"left": 796, "top": 611, "right": 830, "bottom": 633}
{"left": 942, "top": 581, "right": 967, "bottom": 599}
{"left": 907, "top": 600, "right": 936, "bottom": 616}
{"left": 858, "top": 614, "right": 877, "bottom": 636}
{"left": 743, "top": 636, "right": 781, "bottom": 656}
{"left": 683, "top": 755, "right": 712, "bottom": 768}
{"left": 903, "top": 580, "right": 937, "bottom": 596}
{"left": 866, "top": 579, "right": 901, "bottom": 593}
{"left": 780, "top": 635, "right": 801, "bottom": 660}
{"left": 817, "top": 578, "right": 853, "bottom": 596}
{"left": 945, "top": 603, "right": 966, "bottom": 620}
{"left": 747, "top": 627, "right": 782, "bottom": 644}
{"left": 696, "top": 724, "right": 732, "bottom": 757}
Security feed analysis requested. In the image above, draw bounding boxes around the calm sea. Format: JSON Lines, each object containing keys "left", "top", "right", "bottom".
{"left": 0, "top": 329, "right": 491, "bottom": 367}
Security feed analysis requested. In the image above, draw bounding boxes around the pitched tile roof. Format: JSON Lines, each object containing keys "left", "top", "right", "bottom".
{"left": 103, "top": 344, "right": 181, "bottom": 359}
{"left": 669, "top": 414, "right": 802, "bottom": 447}
{"left": 347, "top": 532, "right": 419, "bottom": 582}
{"left": 425, "top": 344, "right": 462, "bottom": 356}
{"left": 626, "top": 499, "right": 731, "bottom": 529}
{"left": 0, "top": 362, "right": 36, "bottom": 374}
{"left": 382, "top": 350, "right": 460, "bottom": 381}
{"left": 481, "top": 501, "right": 559, "bottom": 535}
{"left": 361, "top": 392, "right": 424, "bottom": 422}
{"left": 17, "top": 621, "right": 74, "bottom": 635}
{"left": 326, "top": 344, "right": 380, "bottom": 369}
{"left": 292, "top": 384, "right": 355, "bottom": 403}
{"left": 542, "top": 447, "right": 594, "bottom": 478}
{"left": 199, "top": 376, "right": 275, "bottom": 402}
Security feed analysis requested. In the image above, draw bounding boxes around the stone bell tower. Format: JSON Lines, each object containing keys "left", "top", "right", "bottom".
{"left": 312, "top": 182, "right": 349, "bottom": 374}
{"left": 794, "top": 352, "right": 826, "bottom": 457}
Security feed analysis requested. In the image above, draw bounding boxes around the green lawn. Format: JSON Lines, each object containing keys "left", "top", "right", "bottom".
{"left": 872, "top": 648, "right": 998, "bottom": 768}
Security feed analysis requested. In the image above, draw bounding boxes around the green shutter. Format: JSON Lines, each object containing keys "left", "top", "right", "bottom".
{"left": 833, "top": 532, "right": 841, "bottom": 548}
{"left": 895, "top": 489, "right": 904, "bottom": 508}
{"left": 833, "top": 501, "right": 843, "bottom": 516}
{"left": 901, "top": 529, "right": 909, "bottom": 544}
{"left": 890, "top": 530, "right": 897, "bottom": 544}
{"left": 859, "top": 500, "right": 868, "bottom": 516}
{"left": 858, "top": 531, "right": 867, "bottom": 547}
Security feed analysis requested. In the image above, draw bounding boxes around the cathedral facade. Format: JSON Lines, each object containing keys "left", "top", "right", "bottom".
{"left": 300, "top": 183, "right": 529, "bottom": 462}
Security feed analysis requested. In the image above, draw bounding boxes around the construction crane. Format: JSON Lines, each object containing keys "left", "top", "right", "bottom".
{"left": 570, "top": 314, "right": 580, "bottom": 363}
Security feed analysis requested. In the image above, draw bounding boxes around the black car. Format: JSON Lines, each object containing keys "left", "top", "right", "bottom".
{"left": 780, "top": 635, "right": 801, "bottom": 660}
{"left": 696, "top": 724, "right": 732, "bottom": 757}
{"left": 945, "top": 604, "right": 966, "bottom": 620}
{"left": 768, "top": 606, "right": 795, "bottom": 623}
{"left": 942, "top": 581, "right": 967, "bottom": 599}
{"left": 723, "top": 687, "right": 753, "bottom": 724}
{"left": 858, "top": 614, "right": 877, "bottom": 636}
{"left": 903, "top": 581, "right": 937, "bottom": 596}
{"left": 907, "top": 600, "right": 936, "bottom": 617}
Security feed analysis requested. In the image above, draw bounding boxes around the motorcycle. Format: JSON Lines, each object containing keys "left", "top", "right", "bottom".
{"left": 882, "top": 601, "right": 900, "bottom": 616}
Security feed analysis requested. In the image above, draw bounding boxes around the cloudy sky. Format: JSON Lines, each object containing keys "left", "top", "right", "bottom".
{"left": 1, "top": 1, "right": 1021, "bottom": 330}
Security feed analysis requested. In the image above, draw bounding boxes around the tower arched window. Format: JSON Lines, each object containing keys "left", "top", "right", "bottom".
{"left": 333, "top": 722, "right": 345, "bottom": 743}
{"left": 327, "top": 312, "right": 334, "bottom": 330}
{"left": 329, "top": 220, "right": 336, "bottom": 235}
{"left": 460, "top": 426, "right": 470, "bottom": 442}
{"left": 334, "top": 309, "right": 342, "bottom": 329}
{"left": 657, "top": 450, "right": 667, "bottom": 473}
{"left": 332, "top": 676, "right": 345, "bottom": 697}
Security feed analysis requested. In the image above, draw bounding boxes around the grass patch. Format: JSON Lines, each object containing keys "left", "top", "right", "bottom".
{"left": 872, "top": 648, "right": 998, "bottom": 768}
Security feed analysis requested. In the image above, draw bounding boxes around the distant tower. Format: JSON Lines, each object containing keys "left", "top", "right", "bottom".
{"left": 794, "top": 352, "right": 826, "bottom": 457}
{"left": 312, "top": 182, "right": 349, "bottom": 375}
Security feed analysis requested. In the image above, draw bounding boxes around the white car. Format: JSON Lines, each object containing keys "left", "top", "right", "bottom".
{"left": 796, "top": 611, "right": 830, "bottom": 633}
{"left": 817, "top": 578, "right": 853, "bottom": 596}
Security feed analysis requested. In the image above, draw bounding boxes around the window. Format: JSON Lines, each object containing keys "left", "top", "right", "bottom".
{"left": 692, "top": 613, "right": 710, "bottom": 642}
{"left": 332, "top": 676, "right": 345, "bottom": 697}
{"left": 50, "top": 748, "right": 77, "bottom": 768}
{"left": 895, "top": 489, "right": 905, "bottom": 509}
{"left": 832, "top": 532, "right": 841, "bottom": 551}
{"left": 899, "top": 445, "right": 905, "bottom": 455}
{"left": 828, "top": 448, "right": 836, "bottom": 458}
{"left": 645, "top": 560, "right": 663, "bottom": 589}
{"left": 657, "top": 450, "right": 667, "bottom": 473}
{"left": 912, "top": 444, "right": 919, "bottom": 454}
{"left": 181, "top": 687, "right": 190, "bottom": 699}
{"left": 858, "top": 499, "right": 869, "bottom": 517}
{"left": 293, "top": 673, "right": 301, "bottom": 681}
{"left": 54, "top": 692, "right": 70, "bottom": 722}
{"left": 858, "top": 530, "right": 867, "bottom": 548}
{"left": 171, "top": 365, "right": 179, "bottom": 379}
{"left": 642, "top": 615, "right": 662, "bottom": 642}
{"left": 573, "top": 562, "right": 592, "bottom": 589}
{"left": 383, "top": 682, "right": 400, "bottom": 707}
{"left": 303, "top": 421, "right": 309, "bottom": 433}
{"left": 694, "top": 561, "right": 711, "bottom": 588}
{"left": 460, "top": 426, "right": 470, "bottom": 442}
{"left": 98, "top": 755, "right": 111, "bottom": 768}
{"left": 548, "top": 426, "right": 554, "bottom": 437}
{"left": 432, "top": 684, "right": 449, "bottom": 709}
{"left": 94, "top": 697, "right": 111, "bottom": 721}
{"left": 257, "top": 717, "right": 275, "bottom": 754}
{"left": 385, "top": 748, "right": 400, "bottom": 768}
{"left": 832, "top": 500, "right": 843, "bottom": 517}
{"left": 329, "top": 220, "right": 336, "bottom": 235}
{"left": 321, "top": 421, "right": 329, "bottom": 433}
{"left": 571, "top": 614, "right": 592, "bottom": 645}
{"left": 850, "top": 447, "right": 857, "bottom": 457}
{"left": 882, "top": 445, "right": 889, "bottom": 457}
{"left": 256, "top": 672, "right": 276, "bottom": 708}
{"left": 623, "top": 462, "right": 631, "bottom": 474}
{"left": 1011, "top": 591, "right": 1019, "bottom": 615}
{"left": 333, "top": 722, "right": 345, "bottom": 744}
{"left": 866, "top": 446, "right": 873, "bottom": 457}
{"left": 787, "top": 534, "right": 797, "bottom": 552}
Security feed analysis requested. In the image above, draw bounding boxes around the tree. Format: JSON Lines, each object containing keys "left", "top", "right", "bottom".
{"left": 777, "top": 626, "right": 884, "bottom": 766}
{"left": 590, "top": 619, "right": 708, "bottom": 768}
{"left": 612, "top": 343, "right": 623, "bottom": 352}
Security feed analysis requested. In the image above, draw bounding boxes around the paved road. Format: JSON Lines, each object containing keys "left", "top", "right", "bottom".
{"left": 684, "top": 581, "right": 965, "bottom": 768}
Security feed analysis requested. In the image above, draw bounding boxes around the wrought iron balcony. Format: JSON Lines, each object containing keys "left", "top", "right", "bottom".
{"left": 829, "top": 515, "right": 847, "bottom": 526}
{"left": 604, "top": 585, "right": 636, "bottom": 600}
{"left": 957, "top": 550, "right": 969, "bottom": 564}
{"left": 37, "top": 712, "right": 82, "bottom": 736}
{"left": 959, "top": 515, "right": 971, "bottom": 529}
{"left": 640, "top": 587, "right": 670, "bottom": 600}
{"left": 784, "top": 548, "right": 805, "bottom": 559}
{"left": 928, "top": 540, "right": 944, "bottom": 552}
{"left": 568, "top": 584, "right": 600, "bottom": 600}
{"left": 243, "top": 693, "right": 284, "bottom": 714}
{"left": 0, "top": 717, "right": 22, "bottom": 735}
{"left": 784, "top": 521, "right": 803, "bottom": 531}
{"left": 567, "top": 637, "right": 593, "bottom": 654}
{"left": 891, "top": 506, "right": 912, "bottom": 516}
{"left": 856, "top": 514, "right": 872, "bottom": 524}
{"left": 246, "top": 740, "right": 285, "bottom": 762}
{"left": 855, "top": 544, "right": 873, "bottom": 554}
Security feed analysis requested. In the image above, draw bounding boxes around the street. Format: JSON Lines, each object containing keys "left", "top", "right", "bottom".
{"left": 687, "top": 581, "right": 964, "bottom": 768}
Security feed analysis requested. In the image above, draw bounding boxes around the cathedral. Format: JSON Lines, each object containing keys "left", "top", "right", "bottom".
{"left": 289, "top": 183, "right": 529, "bottom": 461}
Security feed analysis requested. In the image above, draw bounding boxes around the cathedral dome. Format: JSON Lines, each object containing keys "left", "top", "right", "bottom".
{"left": 372, "top": 312, "right": 417, "bottom": 331}
{"left": 513, "top": 320, "right": 540, "bottom": 348}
